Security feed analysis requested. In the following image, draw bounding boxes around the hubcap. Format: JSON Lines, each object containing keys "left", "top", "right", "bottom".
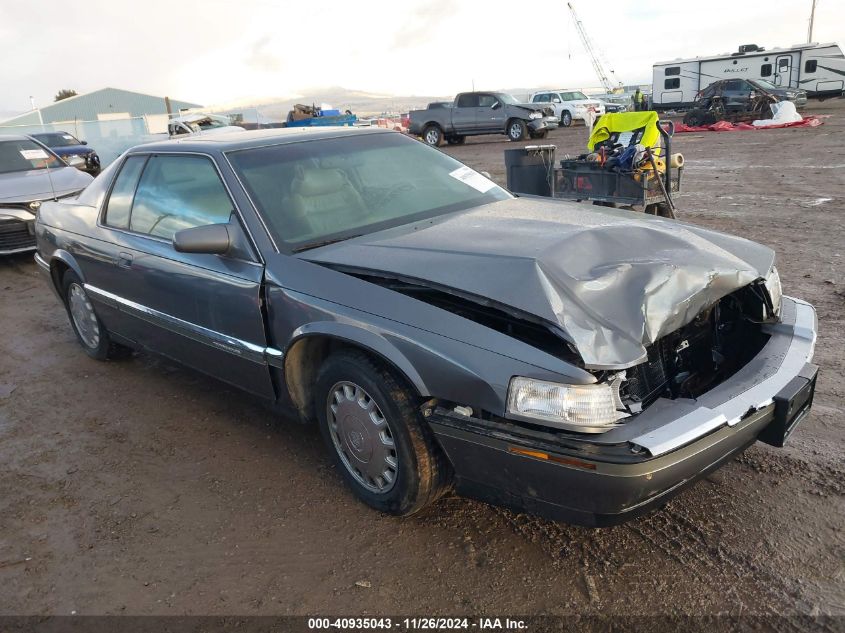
{"left": 327, "top": 381, "right": 397, "bottom": 494}
{"left": 510, "top": 123, "right": 521, "bottom": 139}
{"left": 425, "top": 129, "right": 439, "bottom": 144}
{"left": 68, "top": 283, "right": 100, "bottom": 349}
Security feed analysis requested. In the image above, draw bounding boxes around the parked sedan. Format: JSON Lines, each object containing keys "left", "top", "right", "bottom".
{"left": 30, "top": 131, "right": 101, "bottom": 175}
{"left": 0, "top": 135, "right": 93, "bottom": 255}
{"left": 35, "top": 128, "right": 817, "bottom": 526}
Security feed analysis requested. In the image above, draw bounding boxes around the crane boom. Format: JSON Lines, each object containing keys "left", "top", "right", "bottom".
{"left": 567, "top": 2, "right": 616, "bottom": 93}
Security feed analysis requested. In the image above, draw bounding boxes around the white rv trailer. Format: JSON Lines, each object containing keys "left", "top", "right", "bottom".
{"left": 652, "top": 42, "right": 845, "bottom": 109}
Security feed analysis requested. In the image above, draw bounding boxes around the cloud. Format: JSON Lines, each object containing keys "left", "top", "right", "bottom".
{"left": 391, "top": 0, "right": 460, "bottom": 49}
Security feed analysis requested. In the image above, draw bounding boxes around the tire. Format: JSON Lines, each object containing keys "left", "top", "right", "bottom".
{"left": 507, "top": 119, "right": 527, "bottom": 141}
{"left": 560, "top": 111, "right": 573, "bottom": 127}
{"left": 315, "top": 350, "right": 451, "bottom": 516}
{"left": 529, "top": 130, "right": 548, "bottom": 140}
{"left": 422, "top": 124, "right": 444, "bottom": 147}
{"left": 61, "top": 271, "right": 131, "bottom": 361}
{"left": 446, "top": 135, "right": 465, "bottom": 145}
{"left": 683, "top": 109, "right": 706, "bottom": 126}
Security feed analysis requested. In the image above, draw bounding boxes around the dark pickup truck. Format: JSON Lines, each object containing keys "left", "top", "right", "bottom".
{"left": 409, "top": 92, "right": 558, "bottom": 146}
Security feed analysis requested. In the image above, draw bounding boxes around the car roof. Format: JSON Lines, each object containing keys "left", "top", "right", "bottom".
{"left": 0, "top": 134, "right": 36, "bottom": 142}
{"left": 133, "top": 126, "right": 394, "bottom": 154}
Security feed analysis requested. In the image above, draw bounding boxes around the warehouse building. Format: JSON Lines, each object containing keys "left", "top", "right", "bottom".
{"left": 0, "top": 88, "right": 203, "bottom": 165}
{"left": 0, "top": 87, "right": 201, "bottom": 127}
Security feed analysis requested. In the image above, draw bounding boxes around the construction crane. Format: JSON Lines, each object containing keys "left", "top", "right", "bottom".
{"left": 567, "top": 2, "right": 622, "bottom": 93}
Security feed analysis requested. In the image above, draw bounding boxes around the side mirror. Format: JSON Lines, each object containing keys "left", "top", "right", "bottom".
{"left": 552, "top": 97, "right": 561, "bottom": 103}
{"left": 80, "top": 140, "right": 88, "bottom": 145}
{"left": 173, "top": 223, "right": 231, "bottom": 255}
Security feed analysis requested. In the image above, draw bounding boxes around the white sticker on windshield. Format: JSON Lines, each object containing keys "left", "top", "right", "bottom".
{"left": 448, "top": 166, "right": 496, "bottom": 193}
{"left": 62, "top": 135, "right": 74, "bottom": 140}
{"left": 20, "top": 149, "right": 49, "bottom": 160}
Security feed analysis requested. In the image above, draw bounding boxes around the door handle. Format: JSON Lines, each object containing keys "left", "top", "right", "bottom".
{"left": 116, "top": 252, "right": 134, "bottom": 269}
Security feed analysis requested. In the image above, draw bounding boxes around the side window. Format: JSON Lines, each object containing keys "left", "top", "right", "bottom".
{"left": 533, "top": 94, "right": 548, "bottom": 103}
{"left": 761, "top": 63, "right": 772, "bottom": 77}
{"left": 724, "top": 80, "right": 742, "bottom": 91}
{"left": 805, "top": 59, "right": 817, "bottom": 73}
{"left": 664, "top": 66, "right": 681, "bottom": 76}
{"left": 664, "top": 78, "right": 680, "bottom": 89}
{"left": 477, "top": 94, "right": 497, "bottom": 108}
{"left": 456, "top": 94, "right": 478, "bottom": 108}
{"left": 104, "top": 155, "right": 147, "bottom": 229}
{"left": 129, "top": 155, "right": 233, "bottom": 240}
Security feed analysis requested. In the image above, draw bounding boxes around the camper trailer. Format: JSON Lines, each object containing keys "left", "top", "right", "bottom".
{"left": 652, "top": 42, "right": 844, "bottom": 110}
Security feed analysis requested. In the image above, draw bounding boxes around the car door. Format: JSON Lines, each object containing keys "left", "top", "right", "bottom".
{"left": 88, "top": 152, "right": 275, "bottom": 398}
{"left": 452, "top": 94, "right": 479, "bottom": 133}
{"left": 477, "top": 93, "right": 506, "bottom": 131}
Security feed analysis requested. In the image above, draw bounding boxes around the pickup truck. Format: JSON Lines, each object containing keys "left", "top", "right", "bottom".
{"left": 408, "top": 92, "right": 558, "bottom": 146}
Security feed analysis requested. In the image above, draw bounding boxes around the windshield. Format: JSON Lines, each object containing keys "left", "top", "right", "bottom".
{"left": 0, "top": 139, "right": 65, "bottom": 174}
{"left": 750, "top": 79, "right": 778, "bottom": 91}
{"left": 31, "top": 132, "right": 82, "bottom": 147}
{"left": 228, "top": 132, "right": 511, "bottom": 252}
{"left": 566, "top": 91, "right": 589, "bottom": 100}
{"left": 497, "top": 93, "right": 520, "bottom": 105}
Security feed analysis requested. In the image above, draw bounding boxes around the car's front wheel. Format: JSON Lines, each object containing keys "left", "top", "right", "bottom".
{"left": 507, "top": 119, "right": 527, "bottom": 141}
{"left": 61, "top": 271, "right": 130, "bottom": 361}
{"left": 560, "top": 111, "right": 573, "bottom": 127}
{"left": 315, "top": 350, "right": 450, "bottom": 516}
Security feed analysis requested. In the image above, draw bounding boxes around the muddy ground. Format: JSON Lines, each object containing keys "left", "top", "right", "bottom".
{"left": 1, "top": 100, "right": 843, "bottom": 619}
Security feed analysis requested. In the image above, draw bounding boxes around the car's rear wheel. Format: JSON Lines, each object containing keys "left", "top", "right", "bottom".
{"left": 507, "top": 119, "right": 527, "bottom": 141}
{"left": 560, "top": 111, "right": 573, "bottom": 127}
{"left": 422, "top": 125, "right": 444, "bottom": 147}
{"left": 315, "top": 350, "right": 450, "bottom": 516}
{"left": 61, "top": 271, "right": 130, "bottom": 361}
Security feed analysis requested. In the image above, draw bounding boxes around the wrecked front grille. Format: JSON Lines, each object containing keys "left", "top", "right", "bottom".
{"left": 621, "top": 286, "right": 772, "bottom": 411}
{"left": 625, "top": 343, "right": 670, "bottom": 407}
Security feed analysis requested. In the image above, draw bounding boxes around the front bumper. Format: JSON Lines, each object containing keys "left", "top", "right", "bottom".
{"left": 428, "top": 297, "right": 818, "bottom": 526}
{"left": 528, "top": 116, "right": 559, "bottom": 132}
{"left": 0, "top": 209, "right": 37, "bottom": 255}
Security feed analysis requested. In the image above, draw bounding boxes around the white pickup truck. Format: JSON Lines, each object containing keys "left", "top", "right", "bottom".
{"left": 529, "top": 90, "right": 606, "bottom": 127}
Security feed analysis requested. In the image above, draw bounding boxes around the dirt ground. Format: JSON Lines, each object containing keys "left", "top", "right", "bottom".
{"left": 1, "top": 100, "right": 843, "bottom": 620}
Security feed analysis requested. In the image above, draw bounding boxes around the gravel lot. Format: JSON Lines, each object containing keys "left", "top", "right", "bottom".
{"left": 1, "top": 100, "right": 843, "bottom": 618}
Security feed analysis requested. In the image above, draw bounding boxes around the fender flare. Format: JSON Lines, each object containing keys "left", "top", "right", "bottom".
{"left": 47, "top": 248, "right": 86, "bottom": 293}
{"left": 285, "top": 321, "right": 430, "bottom": 398}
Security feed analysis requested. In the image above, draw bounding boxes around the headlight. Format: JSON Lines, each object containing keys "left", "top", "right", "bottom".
{"left": 65, "top": 154, "right": 85, "bottom": 167}
{"left": 528, "top": 111, "right": 542, "bottom": 119}
{"left": 764, "top": 266, "right": 782, "bottom": 317}
{"left": 506, "top": 377, "right": 627, "bottom": 433}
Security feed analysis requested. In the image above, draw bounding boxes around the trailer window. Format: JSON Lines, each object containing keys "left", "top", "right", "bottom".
{"left": 664, "top": 67, "right": 681, "bottom": 76}
{"left": 805, "top": 60, "right": 817, "bottom": 73}
{"left": 664, "top": 78, "right": 680, "bottom": 89}
{"left": 761, "top": 63, "right": 772, "bottom": 77}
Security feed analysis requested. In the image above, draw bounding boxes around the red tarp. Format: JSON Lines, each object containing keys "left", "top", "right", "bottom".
{"left": 674, "top": 116, "right": 823, "bottom": 133}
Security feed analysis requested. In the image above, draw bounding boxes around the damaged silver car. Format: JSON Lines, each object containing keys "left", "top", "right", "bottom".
{"left": 34, "top": 128, "right": 818, "bottom": 525}
{"left": 0, "top": 135, "right": 93, "bottom": 255}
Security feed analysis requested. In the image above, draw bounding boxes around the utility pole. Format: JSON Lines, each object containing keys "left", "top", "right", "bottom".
{"left": 807, "top": 0, "right": 818, "bottom": 43}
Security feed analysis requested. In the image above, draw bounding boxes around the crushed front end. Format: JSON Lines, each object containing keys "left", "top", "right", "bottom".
{"left": 425, "top": 284, "right": 818, "bottom": 526}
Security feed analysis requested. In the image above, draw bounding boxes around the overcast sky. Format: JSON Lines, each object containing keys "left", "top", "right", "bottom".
{"left": 1, "top": 0, "right": 841, "bottom": 114}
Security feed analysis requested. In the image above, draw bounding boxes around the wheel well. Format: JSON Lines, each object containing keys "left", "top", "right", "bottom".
{"left": 423, "top": 122, "right": 441, "bottom": 132}
{"left": 50, "top": 260, "right": 70, "bottom": 297}
{"left": 283, "top": 335, "right": 421, "bottom": 422}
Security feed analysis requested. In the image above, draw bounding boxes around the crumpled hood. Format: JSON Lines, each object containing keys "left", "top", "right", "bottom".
{"left": 304, "top": 197, "right": 775, "bottom": 369}
{"left": 0, "top": 167, "right": 93, "bottom": 203}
